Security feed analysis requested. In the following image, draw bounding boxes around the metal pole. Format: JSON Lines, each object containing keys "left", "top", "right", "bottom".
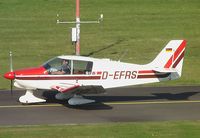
{"left": 56, "top": 0, "right": 103, "bottom": 56}
{"left": 76, "top": 0, "right": 80, "bottom": 55}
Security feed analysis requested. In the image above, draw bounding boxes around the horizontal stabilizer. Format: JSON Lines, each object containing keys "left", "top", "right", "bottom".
{"left": 153, "top": 68, "right": 177, "bottom": 73}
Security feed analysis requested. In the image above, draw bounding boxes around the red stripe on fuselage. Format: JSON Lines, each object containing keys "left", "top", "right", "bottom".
{"left": 97, "top": 72, "right": 102, "bottom": 75}
{"left": 15, "top": 75, "right": 101, "bottom": 80}
{"left": 138, "top": 70, "right": 158, "bottom": 74}
{"left": 164, "top": 40, "right": 186, "bottom": 68}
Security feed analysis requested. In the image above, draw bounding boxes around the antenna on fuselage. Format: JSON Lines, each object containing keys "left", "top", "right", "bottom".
{"left": 56, "top": 0, "right": 103, "bottom": 56}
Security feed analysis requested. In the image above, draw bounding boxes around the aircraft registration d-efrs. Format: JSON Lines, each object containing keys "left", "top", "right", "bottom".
{"left": 4, "top": 40, "right": 186, "bottom": 105}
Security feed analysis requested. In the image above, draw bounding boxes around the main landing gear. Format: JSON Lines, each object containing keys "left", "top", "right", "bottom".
{"left": 19, "top": 90, "right": 46, "bottom": 104}
{"left": 18, "top": 90, "right": 95, "bottom": 105}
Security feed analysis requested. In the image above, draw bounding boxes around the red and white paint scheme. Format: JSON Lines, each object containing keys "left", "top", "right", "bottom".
{"left": 4, "top": 40, "right": 186, "bottom": 105}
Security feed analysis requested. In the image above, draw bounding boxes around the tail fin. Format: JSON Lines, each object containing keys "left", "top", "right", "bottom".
{"left": 149, "top": 40, "right": 187, "bottom": 78}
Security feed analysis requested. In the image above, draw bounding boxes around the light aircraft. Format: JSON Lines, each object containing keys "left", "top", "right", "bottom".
{"left": 4, "top": 40, "right": 186, "bottom": 105}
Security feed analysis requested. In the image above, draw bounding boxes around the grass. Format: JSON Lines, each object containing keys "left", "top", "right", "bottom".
{"left": 0, "top": 1, "right": 200, "bottom": 136}
{"left": 0, "top": 121, "right": 200, "bottom": 138}
{"left": 0, "top": 0, "right": 200, "bottom": 89}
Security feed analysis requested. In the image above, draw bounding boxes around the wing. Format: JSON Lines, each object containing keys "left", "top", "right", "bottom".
{"left": 51, "top": 85, "right": 80, "bottom": 93}
{"left": 51, "top": 84, "right": 105, "bottom": 94}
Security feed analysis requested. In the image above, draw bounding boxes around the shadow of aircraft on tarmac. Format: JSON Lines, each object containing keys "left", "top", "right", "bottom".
{"left": 84, "top": 92, "right": 199, "bottom": 103}
{"left": 42, "top": 90, "right": 200, "bottom": 110}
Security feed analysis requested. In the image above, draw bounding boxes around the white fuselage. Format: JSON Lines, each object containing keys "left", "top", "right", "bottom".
{"left": 14, "top": 56, "right": 171, "bottom": 90}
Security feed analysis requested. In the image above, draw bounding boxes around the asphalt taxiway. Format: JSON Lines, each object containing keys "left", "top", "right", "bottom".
{"left": 0, "top": 86, "right": 200, "bottom": 126}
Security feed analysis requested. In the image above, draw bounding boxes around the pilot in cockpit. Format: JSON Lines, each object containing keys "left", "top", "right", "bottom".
{"left": 51, "top": 59, "right": 71, "bottom": 75}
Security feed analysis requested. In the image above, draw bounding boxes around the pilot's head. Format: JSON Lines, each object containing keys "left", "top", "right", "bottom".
{"left": 62, "top": 59, "right": 68, "bottom": 64}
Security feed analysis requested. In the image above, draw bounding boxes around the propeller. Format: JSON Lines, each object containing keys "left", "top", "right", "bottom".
{"left": 9, "top": 51, "right": 14, "bottom": 96}
{"left": 10, "top": 80, "right": 13, "bottom": 96}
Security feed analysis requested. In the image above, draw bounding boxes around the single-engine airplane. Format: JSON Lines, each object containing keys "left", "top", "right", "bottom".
{"left": 4, "top": 40, "right": 186, "bottom": 105}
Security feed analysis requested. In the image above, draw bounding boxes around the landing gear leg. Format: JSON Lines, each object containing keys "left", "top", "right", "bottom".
{"left": 19, "top": 90, "right": 46, "bottom": 104}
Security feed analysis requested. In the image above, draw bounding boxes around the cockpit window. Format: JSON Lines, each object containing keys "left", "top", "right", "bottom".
{"left": 73, "top": 60, "right": 93, "bottom": 75}
{"left": 42, "top": 57, "right": 93, "bottom": 75}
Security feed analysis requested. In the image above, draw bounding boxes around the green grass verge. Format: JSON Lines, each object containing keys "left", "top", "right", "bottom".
{"left": 0, "top": 121, "right": 200, "bottom": 138}
{"left": 0, "top": 0, "right": 200, "bottom": 89}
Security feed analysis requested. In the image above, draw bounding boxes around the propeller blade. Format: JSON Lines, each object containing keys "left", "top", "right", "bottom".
{"left": 9, "top": 51, "right": 13, "bottom": 72}
{"left": 9, "top": 51, "right": 14, "bottom": 96}
{"left": 10, "top": 80, "right": 13, "bottom": 96}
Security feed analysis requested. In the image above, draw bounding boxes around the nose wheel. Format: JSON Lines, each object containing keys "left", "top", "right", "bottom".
{"left": 19, "top": 90, "right": 46, "bottom": 104}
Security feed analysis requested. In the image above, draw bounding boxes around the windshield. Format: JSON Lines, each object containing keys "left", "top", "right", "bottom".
{"left": 42, "top": 57, "right": 93, "bottom": 75}
{"left": 42, "top": 57, "right": 71, "bottom": 74}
